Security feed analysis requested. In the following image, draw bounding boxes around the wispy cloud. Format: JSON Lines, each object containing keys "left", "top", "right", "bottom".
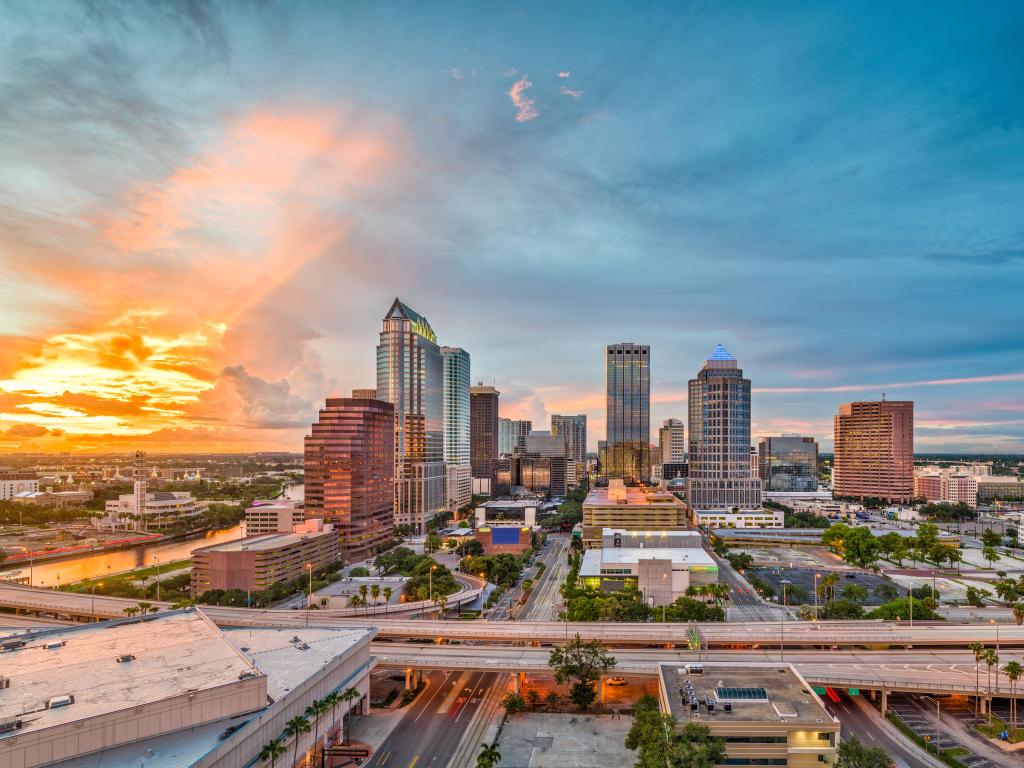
{"left": 560, "top": 86, "right": 583, "bottom": 99}
{"left": 755, "top": 373, "right": 1024, "bottom": 394}
{"left": 507, "top": 75, "right": 538, "bottom": 122}
{"left": 558, "top": 71, "right": 571, "bottom": 78}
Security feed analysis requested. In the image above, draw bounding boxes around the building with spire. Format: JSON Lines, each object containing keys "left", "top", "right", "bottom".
{"left": 686, "top": 344, "right": 763, "bottom": 517}
{"left": 376, "top": 299, "right": 445, "bottom": 533}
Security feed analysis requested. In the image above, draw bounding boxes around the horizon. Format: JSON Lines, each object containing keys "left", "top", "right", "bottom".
{"left": 2, "top": 1, "right": 1023, "bottom": 454}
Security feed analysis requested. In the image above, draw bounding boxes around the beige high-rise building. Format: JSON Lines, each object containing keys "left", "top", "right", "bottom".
{"left": 658, "top": 418, "right": 686, "bottom": 464}
{"left": 833, "top": 400, "right": 914, "bottom": 503}
{"left": 582, "top": 480, "right": 689, "bottom": 548}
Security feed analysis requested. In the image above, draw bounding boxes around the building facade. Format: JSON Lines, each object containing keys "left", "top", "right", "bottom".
{"left": 101, "top": 491, "right": 208, "bottom": 531}
{"left": 470, "top": 384, "right": 500, "bottom": 494}
{"left": 244, "top": 499, "right": 306, "bottom": 536}
{"left": 604, "top": 342, "right": 651, "bottom": 484}
{"left": 686, "top": 345, "right": 762, "bottom": 511}
{"left": 659, "top": 418, "right": 686, "bottom": 464}
{"left": 551, "top": 414, "right": 587, "bottom": 464}
{"left": 441, "top": 346, "right": 472, "bottom": 511}
{"left": 510, "top": 419, "right": 532, "bottom": 452}
{"left": 498, "top": 417, "right": 514, "bottom": 455}
{"left": 757, "top": 436, "right": 818, "bottom": 492}
{"left": 0, "top": 472, "right": 38, "bottom": 500}
{"left": 582, "top": 480, "right": 690, "bottom": 548}
{"left": 304, "top": 396, "right": 395, "bottom": 561}
{"left": 833, "top": 400, "right": 914, "bottom": 503}
{"left": 376, "top": 299, "right": 445, "bottom": 532}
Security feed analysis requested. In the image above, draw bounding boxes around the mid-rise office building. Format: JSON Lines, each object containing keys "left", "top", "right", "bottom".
{"left": 244, "top": 499, "right": 306, "bottom": 535}
{"left": 604, "top": 343, "right": 650, "bottom": 484}
{"left": 833, "top": 400, "right": 914, "bottom": 503}
{"left": 498, "top": 417, "right": 514, "bottom": 455}
{"left": 510, "top": 419, "right": 532, "bottom": 452}
{"left": 659, "top": 418, "right": 686, "bottom": 464}
{"left": 304, "top": 396, "right": 395, "bottom": 561}
{"left": 757, "top": 436, "right": 818, "bottom": 492}
{"left": 686, "top": 345, "right": 762, "bottom": 511}
{"left": 914, "top": 468, "right": 978, "bottom": 508}
{"left": 976, "top": 475, "right": 1024, "bottom": 502}
{"left": 582, "top": 480, "right": 689, "bottom": 548}
{"left": 470, "top": 384, "right": 500, "bottom": 494}
{"left": 376, "top": 299, "right": 445, "bottom": 532}
{"left": 551, "top": 414, "right": 587, "bottom": 464}
{"left": 0, "top": 472, "right": 38, "bottom": 500}
{"left": 442, "top": 346, "right": 472, "bottom": 512}
{"left": 101, "top": 490, "right": 208, "bottom": 531}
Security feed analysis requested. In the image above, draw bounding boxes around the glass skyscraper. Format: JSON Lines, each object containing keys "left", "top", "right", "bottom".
{"left": 551, "top": 414, "right": 587, "bottom": 464}
{"left": 376, "top": 299, "right": 445, "bottom": 533}
{"left": 687, "top": 344, "right": 762, "bottom": 510}
{"left": 603, "top": 343, "right": 650, "bottom": 484}
{"left": 442, "top": 346, "right": 472, "bottom": 511}
{"left": 758, "top": 436, "right": 819, "bottom": 492}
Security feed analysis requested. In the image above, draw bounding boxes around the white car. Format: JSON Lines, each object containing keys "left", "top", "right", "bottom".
{"left": 606, "top": 677, "right": 628, "bottom": 686}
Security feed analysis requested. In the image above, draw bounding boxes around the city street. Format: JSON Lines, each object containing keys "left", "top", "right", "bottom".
{"left": 823, "top": 693, "right": 933, "bottom": 768}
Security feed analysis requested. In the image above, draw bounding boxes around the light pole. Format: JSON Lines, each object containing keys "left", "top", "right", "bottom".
{"left": 155, "top": 557, "right": 161, "bottom": 602}
{"left": 923, "top": 696, "right": 941, "bottom": 754}
{"left": 305, "top": 563, "right": 312, "bottom": 628}
{"left": 429, "top": 564, "right": 437, "bottom": 602}
{"left": 780, "top": 584, "right": 788, "bottom": 662}
{"left": 814, "top": 573, "right": 820, "bottom": 622}
{"left": 91, "top": 582, "right": 103, "bottom": 622}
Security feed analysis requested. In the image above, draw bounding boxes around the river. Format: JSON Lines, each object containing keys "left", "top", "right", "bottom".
{"left": 0, "top": 525, "right": 243, "bottom": 587}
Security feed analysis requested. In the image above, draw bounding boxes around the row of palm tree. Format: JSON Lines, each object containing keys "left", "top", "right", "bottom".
{"left": 258, "top": 687, "right": 362, "bottom": 767}
{"left": 968, "top": 641, "right": 1023, "bottom": 728}
{"left": 685, "top": 583, "right": 730, "bottom": 605}
{"left": 348, "top": 584, "right": 394, "bottom": 612}
{"left": 122, "top": 601, "right": 160, "bottom": 617}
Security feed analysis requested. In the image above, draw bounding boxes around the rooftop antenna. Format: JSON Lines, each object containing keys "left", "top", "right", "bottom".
{"left": 882, "top": 392, "right": 886, "bottom": 401}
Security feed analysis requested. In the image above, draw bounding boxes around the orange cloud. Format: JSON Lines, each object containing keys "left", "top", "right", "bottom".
{"left": 508, "top": 76, "right": 539, "bottom": 122}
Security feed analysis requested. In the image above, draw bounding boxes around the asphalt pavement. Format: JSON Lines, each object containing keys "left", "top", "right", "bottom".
{"left": 824, "top": 693, "right": 933, "bottom": 768}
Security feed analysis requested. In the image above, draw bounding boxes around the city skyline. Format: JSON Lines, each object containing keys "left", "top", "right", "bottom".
{"left": 2, "top": 2, "right": 1023, "bottom": 454}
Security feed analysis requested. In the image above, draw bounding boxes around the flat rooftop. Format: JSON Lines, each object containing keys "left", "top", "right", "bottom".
{"left": 585, "top": 487, "right": 684, "bottom": 507}
{"left": 479, "top": 500, "right": 538, "bottom": 509}
{"left": 194, "top": 530, "right": 332, "bottom": 553}
{"left": 660, "top": 663, "right": 835, "bottom": 726}
{"left": 581, "top": 548, "right": 716, "bottom": 574}
{"left": 0, "top": 611, "right": 255, "bottom": 739}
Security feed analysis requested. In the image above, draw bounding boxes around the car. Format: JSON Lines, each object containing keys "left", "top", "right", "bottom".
{"left": 606, "top": 677, "right": 628, "bottom": 686}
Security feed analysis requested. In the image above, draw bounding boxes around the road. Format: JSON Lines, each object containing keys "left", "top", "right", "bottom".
{"left": 519, "top": 533, "right": 571, "bottom": 621}
{"left": 824, "top": 693, "right": 932, "bottom": 768}
{"left": 365, "top": 669, "right": 501, "bottom": 768}
{"left": 710, "top": 545, "right": 787, "bottom": 622}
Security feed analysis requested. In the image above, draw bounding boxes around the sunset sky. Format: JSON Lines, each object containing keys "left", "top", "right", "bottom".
{"left": 1, "top": 1, "right": 1023, "bottom": 454}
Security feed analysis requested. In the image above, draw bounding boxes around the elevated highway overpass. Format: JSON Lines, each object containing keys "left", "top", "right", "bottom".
{"left": 2, "top": 582, "right": 1022, "bottom": 649}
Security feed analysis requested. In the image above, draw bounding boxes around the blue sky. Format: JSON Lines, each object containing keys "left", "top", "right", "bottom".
{"left": 0, "top": 1, "right": 1022, "bottom": 453}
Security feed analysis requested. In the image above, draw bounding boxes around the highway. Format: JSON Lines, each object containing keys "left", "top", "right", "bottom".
{"left": 824, "top": 694, "right": 932, "bottom": 768}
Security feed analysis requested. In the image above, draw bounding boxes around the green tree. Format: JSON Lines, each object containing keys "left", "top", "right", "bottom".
{"left": 821, "top": 598, "right": 865, "bottom": 619}
{"left": 876, "top": 532, "right": 907, "bottom": 566}
{"left": 425, "top": 533, "right": 442, "bottom": 553}
{"left": 1004, "top": 660, "right": 1023, "bottom": 729}
{"left": 548, "top": 634, "right": 617, "bottom": 710}
{"left": 1013, "top": 602, "right": 1024, "bottom": 626}
{"left": 526, "top": 688, "right": 541, "bottom": 708}
{"left": 865, "top": 597, "right": 938, "bottom": 621}
{"left": 625, "top": 694, "right": 672, "bottom": 768}
{"left": 822, "top": 523, "right": 852, "bottom": 555}
{"left": 382, "top": 586, "right": 394, "bottom": 606}
{"left": 981, "top": 528, "right": 1002, "bottom": 548}
{"left": 983, "top": 648, "right": 1000, "bottom": 726}
{"left": 841, "top": 584, "right": 869, "bottom": 603}
{"left": 842, "top": 527, "right": 880, "bottom": 568}
{"left": 982, "top": 545, "right": 1001, "bottom": 568}
{"left": 338, "top": 687, "right": 360, "bottom": 744}
{"left": 502, "top": 691, "right": 526, "bottom": 715}
{"left": 671, "top": 722, "right": 726, "bottom": 768}
{"left": 304, "top": 697, "right": 330, "bottom": 763}
{"left": 873, "top": 582, "right": 899, "bottom": 602}
{"left": 969, "top": 642, "right": 986, "bottom": 722}
{"left": 370, "top": 583, "right": 381, "bottom": 605}
{"left": 914, "top": 523, "right": 940, "bottom": 565}
{"left": 836, "top": 734, "right": 893, "bottom": 768}
{"left": 965, "top": 586, "right": 989, "bottom": 607}
{"left": 476, "top": 741, "right": 502, "bottom": 768}
{"left": 349, "top": 566, "right": 371, "bottom": 577}
{"left": 283, "top": 715, "right": 310, "bottom": 768}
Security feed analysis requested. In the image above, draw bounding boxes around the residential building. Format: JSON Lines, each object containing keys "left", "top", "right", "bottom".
{"left": 442, "top": 346, "right": 472, "bottom": 512}
{"left": 686, "top": 345, "right": 762, "bottom": 511}
{"left": 833, "top": 400, "right": 914, "bottom": 503}
{"left": 757, "top": 436, "right": 819, "bottom": 492}
{"left": 0, "top": 610, "right": 372, "bottom": 768}
{"left": 101, "top": 490, "right": 208, "bottom": 531}
{"left": 244, "top": 499, "right": 306, "bottom": 536}
{"left": 913, "top": 468, "right": 978, "bottom": 507}
{"left": 510, "top": 419, "right": 532, "bottom": 452}
{"left": 470, "top": 384, "right": 500, "bottom": 494}
{"left": 304, "top": 396, "right": 395, "bottom": 561}
{"left": 657, "top": 663, "right": 839, "bottom": 766}
{"left": 190, "top": 520, "right": 339, "bottom": 596}
{"left": 0, "top": 472, "right": 38, "bottom": 500}
{"left": 582, "top": 480, "right": 690, "bottom": 548}
{"left": 659, "top": 418, "right": 686, "bottom": 464}
{"left": 551, "top": 414, "right": 587, "bottom": 464}
{"left": 603, "top": 342, "right": 650, "bottom": 484}
{"left": 498, "top": 417, "right": 514, "bottom": 455}
{"left": 376, "top": 298, "right": 445, "bottom": 533}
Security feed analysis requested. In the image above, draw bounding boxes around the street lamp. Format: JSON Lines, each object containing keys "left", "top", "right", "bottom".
{"left": 305, "top": 563, "right": 313, "bottom": 628}
{"left": 91, "top": 582, "right": 103, "bottom": 622}
{"left": 923, "top": 696, "right": 941, "bottom": 754}
{"left": 814, "top": 573, "right": 821, "bottom": 622}
{"left": 155, "top": 557, "right": 161, "bottom": 602}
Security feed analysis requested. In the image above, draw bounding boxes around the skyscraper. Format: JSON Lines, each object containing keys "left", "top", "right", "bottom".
{"left": 659, "top": 418, "right": 686, "bottom": 464}
{"left": 470, "top": 384, "right": 500, "bottom": 494}
{"left": 510, "top": 420, "right": 532, "bottom": 452}
{"left": 551, "top": 414, "right": 587, "bottom": 464}
{"left": 442, "top": 346, "right": 472, "bottom": 512}
{"left": 687, "top": 344, "right": 762, "bottom": 511}
{"left": 757, "top": 436, "right": 819, "bottom": 492}
{"left": 833, "top": 400, "right": 914, "bottom": 503}
{"left": 376, "top": 298, "right": 444, "bottom": 533}
{"left": 604, "top": 343, "right": 650, "bottom": 484}
{"left": 498, "top": 417, "right": 513, "bottom": 455}
{"left": 304, "top": 396, "right": 395, "bottom": 562}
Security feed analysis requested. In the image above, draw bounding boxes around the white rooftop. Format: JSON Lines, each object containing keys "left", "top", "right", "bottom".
{"left": 195, "top": 530, "right": 332, "bottom": 553}
{"left": 580, "top": 547, "right": 716, "bottom": 576}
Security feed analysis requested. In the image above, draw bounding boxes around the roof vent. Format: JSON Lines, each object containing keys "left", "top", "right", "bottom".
{"left": 116, "top": 654, "right": 136, "bottom": 663}
{"left": 47, "top": 694, "right": 74, "bottom": 709}
{"left": 238, "top": 670, "right": 259, "bottom": 681}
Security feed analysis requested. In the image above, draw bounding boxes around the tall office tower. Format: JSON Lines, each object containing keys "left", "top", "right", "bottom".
{"left": 525, "top": 431, "right": 568, "bottom": 495}
{"left": 470, "top": 384, "right": 500, "bottom": 494}
{"left": 659, "top": 418, "right": 686, "bottom": 464}
{"left": 304, "top": 396, "right": 395, "bottom": 562}
{"left": 758, "top": 436, "right": 819, "bottom": 492}
{"left": 498, "top": 417, "right": 514, "bottom": 455}
{"left": 441, "top": 346, "right": 472, "bottom": 512}
{"left": 551, "top": 414, "right": 587, "bottom": 464}
{"left": 603, "top": 343, "right": 650, "bottom": 484}
{"left": 376, "top": 298, "right": 445, "bottom": 533}
{"left": 510, "top": 420, "right": 532, "bottom": 452}
{"left": 833, "top": 400, "right": 914, "bottom": 503}
{"left": 686, "top": 344, "right": 762, "bottom": 510}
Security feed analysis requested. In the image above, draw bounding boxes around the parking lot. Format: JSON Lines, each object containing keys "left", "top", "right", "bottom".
{"left": 749, "top": 566, "right": 905, "bottom": 606}
{"left": 884, "top": 693, "right": 996, "bottom": 768}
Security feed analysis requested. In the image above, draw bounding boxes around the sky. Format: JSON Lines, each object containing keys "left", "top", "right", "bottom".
{"left": 1, "top": 0, "right": 1023, "bottom": 455}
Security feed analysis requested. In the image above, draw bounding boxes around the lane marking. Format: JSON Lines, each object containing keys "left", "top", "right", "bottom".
{"left": 408, "top": 756, "right": 420, "bottom": 768}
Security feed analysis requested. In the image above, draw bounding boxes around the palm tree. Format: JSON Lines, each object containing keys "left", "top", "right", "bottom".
{"left": 383, "top": 585, "right": 393, "bottom": 610}
{"left": 136, "top": 601, "right": 153, "bottom": 614}
{"left": 820, "top": 574, "right": 840, "bottom": 604}
{"left": 339, "top": 686, "right": 360, "bottom": 744}
{"left": 707, "top": 583, "right": 730, "bottom": 606}
{"left": 969, "top": 642, "right": 986, "bottom": 722}
{"left": 284, "top": 715, "right": 310, "bottom": 768}
{"left": 476, "top": 741, "right": 501, "bottom": 768}
{"left": 259, "top": 737, "right": 285, "bottom": 767}
{"left": 1003, "top": 661, "right": 1023, "bottom": 730}
{"left": 321, "top": 691, "right": 340, "bottom": 744}
{"left": 371, "top": 584, "right": 381, "bottom": 607}
{"left": 305, "top": 698, "right": 330, "bottom": 764}
{"left": 983, "top": 648, "right": 1000, "bottom": 726}
{"left": 1013, "top": 603, "right": 1024, "bottom": 626}
{"left": 122, "top": 606, "right": 139, "bottom": 618}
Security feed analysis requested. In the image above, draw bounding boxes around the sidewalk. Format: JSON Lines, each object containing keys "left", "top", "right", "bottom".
{"left": 347, "top": 707, "right": 407, "bottom": 753}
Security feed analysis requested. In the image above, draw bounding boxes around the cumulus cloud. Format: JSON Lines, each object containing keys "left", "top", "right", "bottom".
{"left": 507, "top": 75, "right": 538, "bottom": 122}
{"left": 1, "top": 423, "right": 58, "bottom": 438}
{"left": 189, "top": 365, "right": 319, "bottom": 429}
